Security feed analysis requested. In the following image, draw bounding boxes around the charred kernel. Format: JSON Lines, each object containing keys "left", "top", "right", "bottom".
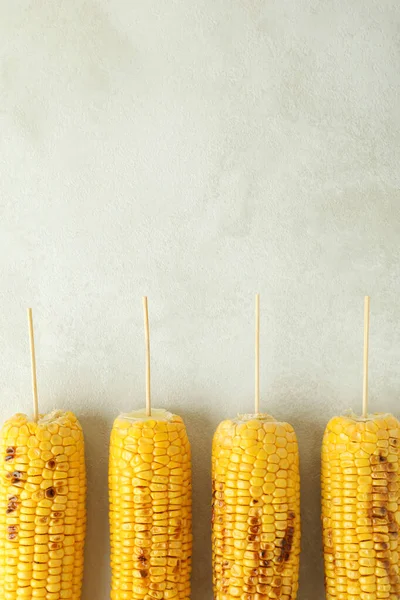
{"left": 45, "top": 487, "right": 57, "bottom": 499}
{"left": 7, "top": 525, "right": 18, "bottom": 533}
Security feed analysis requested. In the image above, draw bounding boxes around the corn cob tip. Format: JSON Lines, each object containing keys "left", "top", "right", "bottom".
{"left": 117, "top": 408, "right": 174, "bottom": 422}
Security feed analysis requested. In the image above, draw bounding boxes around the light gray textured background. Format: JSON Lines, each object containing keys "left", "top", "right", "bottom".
{"left": 1, "top": 1, "right": 400, "bottom": 599}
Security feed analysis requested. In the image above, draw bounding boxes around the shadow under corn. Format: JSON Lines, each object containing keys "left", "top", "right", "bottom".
{"left": 175, "top": 403, "right": 215, "bottom": 600}
{"left": 79, "top": 412, "right": 111, "bottom": 600}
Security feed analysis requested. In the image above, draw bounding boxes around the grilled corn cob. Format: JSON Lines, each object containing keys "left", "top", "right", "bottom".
{"left": 322, "top": 413, "right": 400, "bottom": 600}
{"left": 212, "top": 413, "right": 301, "bottom": 600}
{"left": 109, "top": 409, "right": 192, "bottom": 600}
{"left": 0, "top": 410, "right": 86, "bottom": 600}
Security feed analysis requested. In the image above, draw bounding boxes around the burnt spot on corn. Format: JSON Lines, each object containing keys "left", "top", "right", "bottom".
{"left": 220, "top": 576, "right": 229, "bottom": 593}
{"left": 173, "top": 561, "right": 180, "bottom": 574}
{"left": 387, "top": 510, "right": 399, "bottom": 539}
{"left": 261, "top": 559, "right": 270, "bottom": 568}
{"left": 6, "top": 495, "right": 19, "bottom": 514}
{"left": 5, "top": 447, "right": 16, "bottom": 461}
{"left": 272, "top": 585, "right": 282, "bottom": 597}
{"left": 249, "top": 525, "right": 260, "bottom": 535}
{"left": 221, "top": 560, "right": 229, "bottom": 568}
{"left": 45, "top": 487, "right": 56, "bottom": 499}
{"left": 7, "top": 525, "right": 18, "bottom": 535}
{"left": 46, "top": 459, "right": 56, "bottom": 469}
{"left": 11, "top": 471, "right": 24, "bottom": 485}
{"left": 51, "top": 535, "right": 63, "bottom": 543}
{"left": 137, "top": 549, "right": 148, "bottom": 568}
{"left": 325, "top": 528, "right": 333, "bottom": 549}
{"left": 172, "top": 528, "right": 182, "bottom": 539}
{"left": 373, "top": 506, "right": 387, "bottom": 517}
{"left": 139, "top": 570, "right": 148, "bottom": 578}
{"left": 260, "top": 543, "right": 272, "bottom": 551}
{"left": 380, "top": 542, "right": 389, "bottom": 551}
{"left": 277, "top": 525, "right": 295, "bottom": 563}
{"left": 380, "top": 546, "right": 400, "bottom": 591}
{"left": 380, "top": 558, "right": 391, "bottom": 571}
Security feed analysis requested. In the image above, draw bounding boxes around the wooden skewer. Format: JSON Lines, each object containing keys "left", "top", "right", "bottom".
{"left": 27, "top": 308, "right": 39, "bottom": 422}
{"left": 142, "top": 297, "right": 151, "bottom": 417}
{"left": 255, "top": 294, "right": 260, "bottom": 414}
{"left": 362, "top": 296, "right": 370, "bottom": 419}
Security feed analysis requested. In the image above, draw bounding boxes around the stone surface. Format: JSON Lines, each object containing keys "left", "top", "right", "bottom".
{"left": 0, "top": 1, "right": 399, "bottom": 598}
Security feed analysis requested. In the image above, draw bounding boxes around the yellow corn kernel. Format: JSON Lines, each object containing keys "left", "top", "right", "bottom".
{"left": 0, "top": 410, "right": 86, "bottom": 600}
{"left": 212, "top": 413, "right": 301, "bottom": 600}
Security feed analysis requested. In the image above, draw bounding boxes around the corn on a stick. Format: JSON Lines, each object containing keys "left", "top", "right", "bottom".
{"left": 212, "top": 295, "right": 301, "bottom": 599}
{"left": 109, "top": 298, "right": 192, "bottom": 599}
{"left": 0, "top": 310, "right": 86, "bottom": 600}
{"left": 212, "top": 413, "right": 301, "bottom": 599}
{"left": 322, "top": 413, "right": 400, "bottom": 599}
{"left": 0, "top": 410, "right": 86, "bottom": 600}
{"left": 109, "top": 409, "right": 192, "bottom": 600}
{"left": 322, "top": 297, "right": 400, "bottom": 599}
